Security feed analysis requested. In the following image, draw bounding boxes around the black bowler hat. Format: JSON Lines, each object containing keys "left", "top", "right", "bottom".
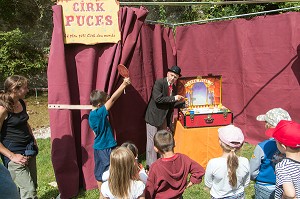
{"left": 168, "top": 65, "right": 182, "bottom": 77}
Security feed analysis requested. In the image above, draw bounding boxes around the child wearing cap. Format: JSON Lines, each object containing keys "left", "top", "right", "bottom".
{"left": 205, "top": 124, "right": 250, "bottom": 199}
{"left": 145, "top": 130, "right": 205, "bottom": 199}
{"left": 250, "top": 108, "right": 291, "bottom": 199}
{"left": 266, "top": 120, "right": 300, "bottom": 199}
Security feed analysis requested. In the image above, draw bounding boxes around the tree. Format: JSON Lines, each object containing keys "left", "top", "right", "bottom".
{"left": 121, "top": 0, "right": 300, "bottom": 24}
{"left": 0, "top": 0, "right": 299, "bottom": 87}
{"left": 0, "top": 29, "right": 48, "bottom": 87}
{"left": 0, "top": 0, "right": 55, "bottom": 87}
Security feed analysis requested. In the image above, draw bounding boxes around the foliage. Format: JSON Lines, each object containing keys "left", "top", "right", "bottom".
{"left": 122, "top": 0, "right": 300, "bottom": 24}
{"left": 0, "top": 29, "right": 48, "bottom": 87}
{"left": 0, "top": 0, "right": 300, "bottom": 88}
{"left": 192, "top": 2, "right": 300, "bottom": 22}
{"left": 0, "top": 0, "right": 54, "bottom": 88}
{"left": 0, "top": 0, "right": 55, "bottom": 48}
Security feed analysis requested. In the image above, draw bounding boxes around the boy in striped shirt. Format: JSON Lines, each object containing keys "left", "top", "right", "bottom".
{"left": 265, "top": 120, "right": 300, "bottom": 199}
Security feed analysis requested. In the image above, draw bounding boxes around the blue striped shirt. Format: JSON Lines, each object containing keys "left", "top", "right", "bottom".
{"left": 275, "top": 158, "right": 300, "bottom": 199}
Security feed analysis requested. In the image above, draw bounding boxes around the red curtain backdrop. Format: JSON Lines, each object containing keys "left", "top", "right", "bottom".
{"left": 110, "top": 23, "right": 177, "bottom": 147}
{"left": 48, "top": 5, "right": 176, "bottom": 198}
{"left": 48, "top": 5, "right": 148, "bottom": 198}
{"left": 175, "top": 12, "right": 300, "bottom": 144}
{"left": 48, "top": 5, "right": 300, "bottom": 198}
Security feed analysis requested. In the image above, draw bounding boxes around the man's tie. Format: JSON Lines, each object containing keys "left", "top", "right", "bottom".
{"left": 169, "top": 84, "right": 173, "bottom": 96}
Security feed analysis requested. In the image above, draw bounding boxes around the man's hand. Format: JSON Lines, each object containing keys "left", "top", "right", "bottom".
{"left": 175, "top": 95, "right": 184, "bottom": 101}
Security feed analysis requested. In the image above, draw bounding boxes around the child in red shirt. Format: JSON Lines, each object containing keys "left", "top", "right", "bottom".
{"left": 145, "top": 130, "right": 205, "bottom": 199}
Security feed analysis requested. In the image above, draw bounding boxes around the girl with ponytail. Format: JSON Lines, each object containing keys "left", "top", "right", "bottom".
{"left": 205, "top": 125, "right": 250, "bottom": 199}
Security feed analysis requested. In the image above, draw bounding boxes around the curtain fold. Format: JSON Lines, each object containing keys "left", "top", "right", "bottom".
{"left": 48, "top": 6, "right": 148, "bottom": 198}
{"left": 109, "top": 23, "right": 177, "bottom": 152}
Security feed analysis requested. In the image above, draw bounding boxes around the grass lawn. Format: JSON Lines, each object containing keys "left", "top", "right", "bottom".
{"left": 27, "top": 94, "right": 256, "bottom": 199}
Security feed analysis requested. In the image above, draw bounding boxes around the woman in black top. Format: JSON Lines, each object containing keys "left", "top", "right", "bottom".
{"left": 0, "top": 75, "right": 38, "bottom": 199}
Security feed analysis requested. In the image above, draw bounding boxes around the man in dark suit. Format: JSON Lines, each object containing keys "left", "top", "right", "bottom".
{"left": 145, "top": 65, "right": 185, "bottom": 166}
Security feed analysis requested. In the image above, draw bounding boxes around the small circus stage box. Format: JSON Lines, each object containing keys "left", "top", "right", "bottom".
{"left": 177, "top": 75, "right": 233, "bottom": 128}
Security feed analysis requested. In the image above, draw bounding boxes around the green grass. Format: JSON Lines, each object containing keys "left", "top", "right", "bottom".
{"left": 36, "top": 139, "right": 59, "bottom": 199}
{"left": 28, "top": 94, "right": 256, "bottom": 198}
{"left": 35, "top": 139, "right": 255, "bottom": 199}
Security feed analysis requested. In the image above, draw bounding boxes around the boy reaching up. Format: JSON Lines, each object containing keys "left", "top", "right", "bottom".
{"left": 88, "top": 77, "right": 131, "bottom": 198}
{"left": 145, "top": 130, "right": 205, "bottom": 199}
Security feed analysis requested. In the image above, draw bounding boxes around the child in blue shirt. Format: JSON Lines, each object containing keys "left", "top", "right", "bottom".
{"left": 250, "top": 108, "right": 291, "bottom": 199}
{"left": 88, "top": 77, "right": 130, "bottom": 197}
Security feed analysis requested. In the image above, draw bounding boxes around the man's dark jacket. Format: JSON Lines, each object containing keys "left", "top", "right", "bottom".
{"left": 145, "top": 77, "right": 183, "bottom": 127}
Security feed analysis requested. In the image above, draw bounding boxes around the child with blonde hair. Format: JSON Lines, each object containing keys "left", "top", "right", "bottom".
{"left": 205, "top": 124, "right": 250, "bottom": 199}
{"left": 102, "top": 141, "right": 148, "bottom": 184}
{"left": 101, "top": 147, "right": 145, "bottom": 199}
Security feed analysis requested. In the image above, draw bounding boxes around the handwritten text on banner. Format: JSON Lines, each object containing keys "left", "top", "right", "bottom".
{"left": 57, "top": 0, "right": 120, "bottom": 44}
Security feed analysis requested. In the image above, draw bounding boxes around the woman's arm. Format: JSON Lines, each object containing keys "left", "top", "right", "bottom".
{"left": 0, "top": 106, "right": 28, "bottom": 165}
{"left": 0, "top": 106, "right": 7, "bottom": 130}
{"left": 0, "top": 106, "right": 11, "bottom": 158}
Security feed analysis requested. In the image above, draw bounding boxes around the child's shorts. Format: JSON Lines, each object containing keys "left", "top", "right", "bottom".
{"left": 94, "top": 148, "right": 112, "bottom": 181}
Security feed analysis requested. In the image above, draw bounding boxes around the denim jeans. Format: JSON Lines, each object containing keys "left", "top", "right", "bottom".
{"left": 254, "top": 183, "right": 275, "bottom": 199}
{"left": 0, "top": 164, "right": 19, "bottom": 199}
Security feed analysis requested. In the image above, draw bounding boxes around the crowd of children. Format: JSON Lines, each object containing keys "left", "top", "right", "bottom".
{"left": 1, "top": 74, "right": 300, "bottom": 199}
{"left": 87, "top": 75, "right": 300, "bottom": 199}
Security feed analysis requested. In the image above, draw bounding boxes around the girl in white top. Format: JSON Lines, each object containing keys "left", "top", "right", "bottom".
{"left": 101, "top": 147, "right": 145, "bottom": 199}
{"left": 102, "top": 142, "right": 148, "bottom": 184}
{"left": 205, "top": 125, "right": 250, "bottom": 199}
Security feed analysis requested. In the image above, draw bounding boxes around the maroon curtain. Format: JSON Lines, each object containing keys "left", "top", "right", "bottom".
{"left": 47, "top": 5, "right": 300, "bottom": 199}
{"left": 48, "top": 5, "right": 148, "bottom": 198}
{"left": 110, "top": 23, "right": 177, "bottom": 152}
{"left": 175, "top": 12, "right": 300, "bottom": 144}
